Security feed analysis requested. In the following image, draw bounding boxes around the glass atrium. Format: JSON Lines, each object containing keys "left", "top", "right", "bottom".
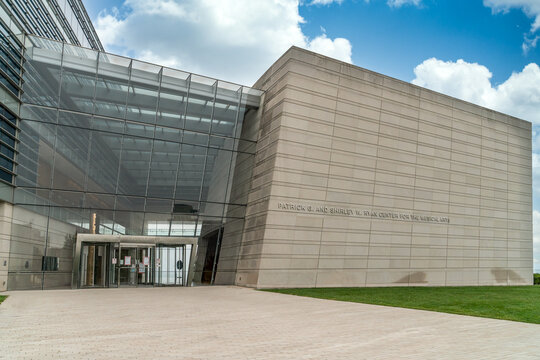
{"left": 8, "top": 35, "right": 262, "bottom": 289}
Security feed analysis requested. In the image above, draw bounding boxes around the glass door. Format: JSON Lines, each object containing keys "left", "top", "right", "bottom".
{"left": 118, "top": 245, "right": 155, "bottom": 287}
{"left": 155, "top": 245, "right": 191, "bottom": 286}
{"left": 80, "top": 243, "right": 108, "bottom": 287}
{"left": 109, "top": 243, "right": 119, "bottom": 287}
{"left": 137, "top": 247, "right": 154, "bottom": 286}
{"left": 119, "top": 247, "right": 138, "bottom": 286}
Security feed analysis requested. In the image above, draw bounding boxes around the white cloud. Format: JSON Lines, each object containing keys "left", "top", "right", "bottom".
{"left": 387, "top": 0, "right": 421, "bottom": 8}
{"left": 306, "top": 34, "right": 352, "bottom": 63}
{"left": 533, "top": 153, "right": 540, "bottom": 204}
{"left": 412, "top": 57, "right": 540, "bottom": 124}
{"left": 309, "top": 0, "right": 343, "bottom": 5}
{"left": 484, "top": 0, "right": 540, "bottom": 32}
{"left": 95, "top": 0, "right": 352, "bottom": 85}
{"left": 522, "top": 34, "right": 539, "bottom": 54}
{"left": 94, "top": 8, "right": 123, "bottom": 47}
{"left": 484, "top": 0, "right": 540, "bottom": 51}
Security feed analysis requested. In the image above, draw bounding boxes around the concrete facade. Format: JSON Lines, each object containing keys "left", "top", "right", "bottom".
{"left": 226, "top": 47, "right": 532, "bottom": 288}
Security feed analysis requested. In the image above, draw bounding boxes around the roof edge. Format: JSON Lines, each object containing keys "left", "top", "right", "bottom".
{"left": 253, "top": 46, "right": 531, "bottom": 126}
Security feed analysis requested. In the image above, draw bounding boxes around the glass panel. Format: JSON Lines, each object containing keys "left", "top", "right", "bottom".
{"left": 92, "top": 116, "right": 124, "bottom": 134}
{"left": 199, "top": 201, "right": 225, "bottom": 218}
{"left": 117, "top": 136, "right": 152, "bottom": 196}
{"left": 144, "top": 212, "right": 172, "bottom": 236}
{"left": 94, "top": 53, "right": 130, "bottom": 119}
{"left": 0, "top": 84, "right": 18, "bottom": 114}
{"left": 147, "top": 140, "right": 180, "bottom": 198}
{"left": 236, "top": 88, "right": 262, "bottom": 140}
{"left": 125, "top": 121, "right": 154, "bottom": 138}
{"left": 209, "top": 135, "right": 234, "bottom": 151}
{"left": 15, "top": 121, "right": 56, "bottom": 188}
{"left": 47, "top": 206, "right": 85, "bottom": 232}
{"left": 20, "top": 105, "right": 57, "bottom": 123}
{"left": 50, "top": 206, "right": 90, "bottom": 231}
{"left": 212, "top": 82, "right": 240, "bottom": 137}
{"left": 145, "top": 198, "right": 172, "bottom": 213}
{"left": 83, "top": 193, "right": 115, "bottom": 209}
{"left": 0, "top": 180, "right": 13, "bottom": 202}
{"left": 184, "top": 75, "right": 215, "bottom": 133}
{"left": 157, "top": 67, "right": 189, "bottom": 129}
{"left": 126, "top": 60, "right": 160, "bottom": 124}
{"left": 182, "top": 130, "right": 208, "bottom": 146}
{"left": 242, "top": 87, "right": 264, "bottom": 108}
{"left": 0, "top": 105, "right": 17, "bottom": 131}
{"left": 59, "top": 44, "right": 98, "bottom": 113}
{"left": 51, "top": 125, "right": 90, "bottom": 191}
{"left": 114, "top": 210, "right": 144, "bottom": 235}
{"left": 49, "top": 190, "right": 84, "bottom": 208}
{"left": 0, "top": 156, "right": 13, "bottom": 172}
{"left": 115, "top": 195, "right": 145, "bottom": 211}
{"left": 200, "top": 147, "right": 233, "bottom": 204}
{"left": 13, "top": 188, "right": 49, "bottom": 206}
{"left": 170, "top": 214, "right": 198, "bottom": 237}
{"left": 154, "top": 126, "right": 181, "bottom": 142}
{"left": 22, "top": 39, "right": 63, "bottom": 107}
{"left": 58, "top": 110, "right": 92, "bottom": 129}
{"left": 86, "top": 131, "right": 121, "bottom": 193}
{"left": 175, "top": 144, "right": 206, "bottom": 201}
{"left": 93, "top": 209, "right": 115, "bottom": 234}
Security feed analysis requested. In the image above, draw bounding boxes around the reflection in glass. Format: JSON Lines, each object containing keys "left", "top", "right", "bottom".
{"left": 14, "top": 35, "right": 263, "bottom": 289}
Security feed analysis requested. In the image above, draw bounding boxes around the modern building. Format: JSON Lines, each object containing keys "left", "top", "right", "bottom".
{"left": 0, "top": 0, "right": 103, "bottom": 185}
{"left": 0, "top": 2, "right": 532, "bottom": 291}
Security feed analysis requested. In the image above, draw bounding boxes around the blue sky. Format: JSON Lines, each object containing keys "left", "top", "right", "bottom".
{"left": 301, "top": 0, "right": 539, "bottom": 85}
{"left": 83, "top": 0, "right": 540, "bottom": 84}
{"left": 83, "top": 0, "right": 540, "bottom": 271}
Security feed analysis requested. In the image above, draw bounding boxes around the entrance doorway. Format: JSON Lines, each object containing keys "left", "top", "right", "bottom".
{"left": 201, "top": 230, "right": 222, "bottom": 284}
{"left": 74, "top": 235, "right": 198, "bottom": 289}
{"left": 155, "top": 245, "right": 190, "bottom": 286}
{"left": 118, "top": 246, "right": 154, "bottom": 287}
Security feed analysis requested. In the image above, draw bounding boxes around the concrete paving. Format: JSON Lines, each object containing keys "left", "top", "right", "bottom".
{"left": 0, "top": 286, "right": 539, "bottom": 359}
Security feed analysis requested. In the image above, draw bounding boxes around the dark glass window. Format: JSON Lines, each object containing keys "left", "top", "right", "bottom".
{"left": 0, "top": 156, "right": 13, "bottom": 171}
{"left": 0, "top": 168, "right": 12, "bottom": 182}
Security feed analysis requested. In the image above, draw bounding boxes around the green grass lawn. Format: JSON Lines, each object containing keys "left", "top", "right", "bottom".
{"left": 264, "top": 286, "right": 540, "bottom": 324}
{"left": 0, "top": 295, "right": 6, "bottom": 305}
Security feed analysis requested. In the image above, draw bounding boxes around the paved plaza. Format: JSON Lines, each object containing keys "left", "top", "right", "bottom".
{"left": 0, "top": 286, "right": 539, "bottom": 359}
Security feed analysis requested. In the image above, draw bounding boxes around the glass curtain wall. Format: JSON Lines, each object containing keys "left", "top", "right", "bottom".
{"left": 8, "top": 35, "right": 262, "bottom": 289}
{"left": 0, "top": 3, "right": 24, "bottom": 186}
{"left": 4, "top": 0, "right": 103, "bottom": 51}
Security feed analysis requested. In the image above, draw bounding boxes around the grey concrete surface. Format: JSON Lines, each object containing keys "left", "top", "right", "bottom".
{"left": 0, "top": 286, "right": 538, "bottom": 359}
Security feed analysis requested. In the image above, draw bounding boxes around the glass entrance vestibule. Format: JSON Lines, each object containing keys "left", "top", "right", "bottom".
{"left": 72, "top": 234, "right": 198, "bottom": 289}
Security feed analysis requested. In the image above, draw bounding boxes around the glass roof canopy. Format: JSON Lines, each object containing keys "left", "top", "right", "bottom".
{"left": 14, "top": 34, "right": 263, "bottom": 237}
{"left": 22, "top": 35, "right": 262, "bottom": 115}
